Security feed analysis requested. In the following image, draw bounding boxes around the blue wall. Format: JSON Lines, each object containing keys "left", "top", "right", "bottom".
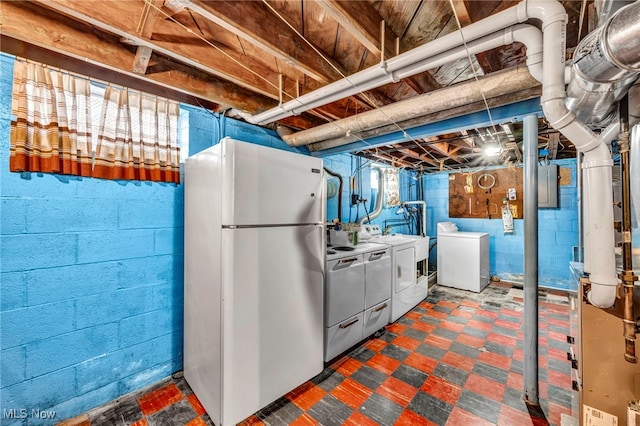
{"left": 423, "top": 160, "right": 578, "bottom": 290}
{"left": 0, "top": 54, "right": 297, "bottom": 424}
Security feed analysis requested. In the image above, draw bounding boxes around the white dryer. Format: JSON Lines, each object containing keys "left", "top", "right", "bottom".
{"left": 436, "top": 222, "right": 490, "bottom": 292}
{"left": 362, "top": 225, "right": 430, "bottom": 323}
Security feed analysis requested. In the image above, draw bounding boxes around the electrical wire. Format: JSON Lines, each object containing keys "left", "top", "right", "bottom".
{"left": 447, "top": 0, "right": 500, "bottom": 138}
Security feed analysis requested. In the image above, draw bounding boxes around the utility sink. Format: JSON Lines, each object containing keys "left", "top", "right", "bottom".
{"left": 332, "top": 246, "right": 355, "bottom": 251}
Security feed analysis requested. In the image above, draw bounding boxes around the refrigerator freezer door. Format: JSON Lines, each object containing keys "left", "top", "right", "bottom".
{"left": 221, "top": 138, "right": 324, "bottom": 226}
{"left": 220, "top": 225, "right": 324, "bottom": 425}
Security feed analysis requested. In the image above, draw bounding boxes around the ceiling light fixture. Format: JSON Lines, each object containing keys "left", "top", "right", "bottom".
{"left": 484, "top": 144, "right": 502, "bottom": 157}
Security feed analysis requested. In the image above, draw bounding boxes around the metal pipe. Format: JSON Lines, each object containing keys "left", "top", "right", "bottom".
{"left": 618, "top": 95, "right": 639, "bottom": 363}
{"left": 565, "top": 1, "right": 640, "bottom": 128}
{"left": 402, "top": 201, "right": 427, "bottom": 237}
{"left": 324, "top": 167, "right": 343, "bottom": 223}
{"left": 523, "top": 113, "right": 540, "bottom": 405}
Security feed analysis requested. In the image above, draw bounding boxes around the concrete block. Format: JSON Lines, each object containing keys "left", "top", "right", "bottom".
{"left": 1, "top": 347, "right": 25, "bottom": 388}
{"left": 25, "top": 199, "right": 117, "bottom": 233}
{"left": 2, "top": 301, "right": 75, "bottom": 348}
{"left": 75, "top": 286, "right": 155, "bottom": 329}
{"left": 76, "top": 230, "right": 154, "bottom": 263}
{"left": 26, "top": 323, "right": 119, "bottom": 378}
{"left": 154, "top": 227, "right": 183, "bottom": 255}
{"left": 118, "top": 363, "right": 173, "bottom": 396}
{"left": 0, "top": 367, "right": 76, "bottom": 413}
{"left": 1, "top": 199, "right": 26, "bottom": 234}
{"left": 150, "top": 332, "right": 183, "bottom": 366}
{"left": 48, "top": 382, "right": 119, "bottom": 426}
{"left": 26, "top": 262, "right": 119, "bottom": 306}
{"left": 1, "top": 272, "right": 26, "bottom": 311}
{"left": 75, "top": 338, "right": 156, "bottom": 394}
{"left": 118, "top": 254, "right": 180, "bottom": 288}
{"left": 555, "top": 230, "right": 577, "bottom": 245}
{"left": 117, "top": 200, "right": 177, "bottom": 229}
{"left": 119, "top": 309, "right": 175, "bottom": 348}
{"left": 0, "top": 234, "right": 77, "bottom": 272}
{"left": 152, "top": 282, "right": 183, "bottom": 311}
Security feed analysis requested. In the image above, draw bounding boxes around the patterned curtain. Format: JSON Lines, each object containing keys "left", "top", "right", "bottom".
{"left": 93, "top": 86, "right": 180, "bottom": 183}
{"left": 10, "top": 61, "right": 92, "bottom": 175}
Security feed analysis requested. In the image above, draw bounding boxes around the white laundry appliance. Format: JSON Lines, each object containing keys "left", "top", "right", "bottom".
{"left": 436, "top": 222, "right": 490, "bottom": 292}
{"left": 362, "top": 224, "right": 430, "bottom": 323}
{"left": 184, "top": 138, "right": 325, "bottom": 426}
{"left": 324, "top": 241, "right": 391, "bottom": 361}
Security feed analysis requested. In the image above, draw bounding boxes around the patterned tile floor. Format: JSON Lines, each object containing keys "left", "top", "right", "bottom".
{"left": 60, "top": 283, "right": 575, "bottom": 426}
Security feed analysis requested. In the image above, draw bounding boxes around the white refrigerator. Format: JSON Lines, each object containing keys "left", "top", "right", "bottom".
{"left": 184, "top": 137, "right": 325, "bottom": 426}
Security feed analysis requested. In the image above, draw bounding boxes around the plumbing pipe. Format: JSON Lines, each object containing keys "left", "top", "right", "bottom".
{"left": 359, "top": 165, "right": 384, "bottom": 224}
{"left": 324, "top": 167, "right": 343, "bottom": 223}
{"left": 617, "top": 96, "right": 639, "bottom": 363}
{"left": 283, "top": 25, "right": 545, "bottom": 147}
{"left": 246, "top": 4, "right": 536, "bottom": 126}
{"left": 523, "top": 113, "right": 539, "bottom": 405}
{"left": 532, "top": 0, "right": 620, "bottom": 308}
{"left": 402, "top": 201, "right": 427, "bottom": 237}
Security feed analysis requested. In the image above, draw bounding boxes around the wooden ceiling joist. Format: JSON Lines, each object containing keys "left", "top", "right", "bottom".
{"left": 315, "top": 0, "right": 441, "bottom": 94}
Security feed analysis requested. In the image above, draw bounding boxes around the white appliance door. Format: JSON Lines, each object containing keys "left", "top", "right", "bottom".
{"left": 221, "top": 138, "right": 324, "bottom": 225}
{"left": 220, "top": 225, "right": 324, "bottom": 426}
{"left": 395, "top": 246, "right": 416, "bottom": 293}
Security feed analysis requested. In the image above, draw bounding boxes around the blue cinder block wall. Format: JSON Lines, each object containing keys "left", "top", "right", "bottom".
{"left": 0, "top": 55, "right": 303, "bottom": 424}
{"left": 423, "top": 160, "right": 578, "bottom": 290}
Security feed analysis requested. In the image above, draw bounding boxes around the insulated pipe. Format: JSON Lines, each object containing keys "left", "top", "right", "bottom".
{"left": 283, "top": 25, "right": 544, "bottom": 147}
{"left": 523, "top": 113, "right": 539, "bottom": 405}
{"left": 534, "top": 1, "right": 619, "bottom": 308}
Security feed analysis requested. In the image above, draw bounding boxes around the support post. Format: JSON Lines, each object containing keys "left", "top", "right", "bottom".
{"left": 523, "top": 113, "right": 540, "bottom": 405}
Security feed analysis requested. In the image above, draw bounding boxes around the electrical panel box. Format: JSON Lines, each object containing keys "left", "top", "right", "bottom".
{"left": 538, "top": 164, "right": 559, "bottom": 208}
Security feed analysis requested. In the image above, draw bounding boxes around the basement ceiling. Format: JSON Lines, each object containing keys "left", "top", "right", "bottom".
{"left": 1, "top": 0, "right": 588, "bottom": 171}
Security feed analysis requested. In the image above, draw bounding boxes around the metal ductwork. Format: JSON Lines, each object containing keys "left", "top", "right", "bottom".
{"left": 565, "top": 1, "right": 640, "bottom": 128}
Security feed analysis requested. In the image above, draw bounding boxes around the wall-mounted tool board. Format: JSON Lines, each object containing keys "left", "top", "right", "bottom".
{"left": 448, "top": 167, "right": 523, "bottom": 219}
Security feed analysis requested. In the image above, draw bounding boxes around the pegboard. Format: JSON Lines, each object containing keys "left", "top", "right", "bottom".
{"left": 448, "top": 167, "right": 524, "bottom": 219}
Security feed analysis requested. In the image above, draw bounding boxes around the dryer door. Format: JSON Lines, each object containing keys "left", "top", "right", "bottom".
{"left": 395, "top": 246, "right": 416, "bottom": 293}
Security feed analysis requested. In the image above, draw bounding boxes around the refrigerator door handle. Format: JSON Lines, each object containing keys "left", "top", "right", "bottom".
{"left": 338, "top": 317, "right": 359, "bottom": 329}
{"left": 397, "top": 266, "right": 402, "bottom": 278}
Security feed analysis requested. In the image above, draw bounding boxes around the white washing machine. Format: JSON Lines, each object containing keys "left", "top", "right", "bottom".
{"left": 324, "top": 241, "right": 391, "bottom": 361}
{"left": 362, "top": 225, "right": 430, "bottom": 323}
{"left": 436, "top": 222, "right": 490, "bottom": 292}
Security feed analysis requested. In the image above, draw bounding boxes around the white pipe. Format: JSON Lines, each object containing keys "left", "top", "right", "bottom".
{"left": 402, "top": 201, "right": 427, "bottom": 237}
{"left": 282, "top": 23, "right": 575, "bottom": 148}
{"left": 534, "top": 1, "right": 618, "bottom": 308}
{"left": 248, "top": 5, "right": 534, "bottom": 125}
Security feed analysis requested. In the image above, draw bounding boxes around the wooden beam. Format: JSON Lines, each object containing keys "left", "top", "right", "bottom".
{"left": 133, "top": 46, "right": 152, "bottom": 75}
{"left": 0, "top": 2, "right": 283, "bottom": 114}
{"left": 428, "top": 140, "right": 464, "bottom": 164}
{"left": 172, "top": 0, "right": 343, "bottom": 84}
{"left": 137, "top": 0, "right": 163, "bottom": 38}
{"left": 450, "top": 0, "right": 502, "bottom": 74}
{"left": 315, "top": 0, "right": 440, "bottom": 93}
{"left": 366, "top": 151, "right": 416, "bottom": 169}
{"left": 37, "top": 0, "right": 286, "bottom": 100}
{"left": 391, "top": 145, "right": 440, "bottom": 167}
